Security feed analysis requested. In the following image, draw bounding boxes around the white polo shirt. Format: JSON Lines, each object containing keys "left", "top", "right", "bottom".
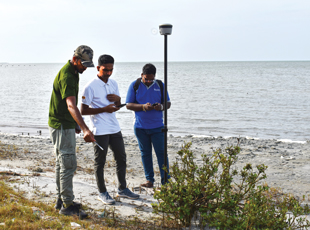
{"left": 81, "top": 77, "right": 121, "bottom": 135}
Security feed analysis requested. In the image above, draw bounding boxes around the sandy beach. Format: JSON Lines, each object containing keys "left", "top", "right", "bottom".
{"left": 1, "top": 132, "right": 310, "bottom": 225}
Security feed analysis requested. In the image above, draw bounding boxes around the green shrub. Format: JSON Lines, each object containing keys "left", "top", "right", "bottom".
{"left": 152, "top": 142, "right": 310, "bottom": 229}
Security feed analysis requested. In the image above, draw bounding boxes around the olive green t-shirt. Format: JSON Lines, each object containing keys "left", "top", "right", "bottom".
{"left": 48, "top": 60, "right": 79, "bottom": 129}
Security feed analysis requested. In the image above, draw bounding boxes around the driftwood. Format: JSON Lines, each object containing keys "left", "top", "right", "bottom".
{"left": 0, "top": 171, "right": 40, "bottom": 176}
{"left": 131, "top": 186, "right": 161, "bottom": 196}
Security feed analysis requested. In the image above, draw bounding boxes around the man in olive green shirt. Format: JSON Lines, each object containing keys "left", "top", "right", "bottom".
{"left": 48, "top": 45, "right": 95, "bottom": 218}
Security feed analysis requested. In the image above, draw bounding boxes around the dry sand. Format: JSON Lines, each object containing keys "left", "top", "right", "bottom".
{"left": 1, "top": 132, "right": 310, "bottom": 226}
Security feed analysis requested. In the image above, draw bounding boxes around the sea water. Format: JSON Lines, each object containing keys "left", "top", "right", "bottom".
{"left": 0, "top": 61, "right": 309, "bottom": 141}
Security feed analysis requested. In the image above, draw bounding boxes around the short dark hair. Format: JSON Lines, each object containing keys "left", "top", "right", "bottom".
{"left": 98, "top": 54, "right": 114, "bottom": 66}
{"left": 142, "top": 63, "right": 156, "bottom": 75}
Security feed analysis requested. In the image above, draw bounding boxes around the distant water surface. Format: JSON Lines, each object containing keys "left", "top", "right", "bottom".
{"left": 0, "top": 61, "right": 309, "bottom": 141}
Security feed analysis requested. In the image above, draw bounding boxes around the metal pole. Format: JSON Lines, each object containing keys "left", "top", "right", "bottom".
{"left": 163, "top": 34, "right": 168, "bottom": 184}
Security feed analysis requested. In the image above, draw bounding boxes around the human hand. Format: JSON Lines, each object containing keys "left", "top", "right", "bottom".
{"left": 83, "top": 129, "right": 95, "bottom": 142}
{"left": 144, "top": 102, "right": 154, "bottom": 111}
{"left": 107, "top": 94, "right": 120, "bottom": 102}
{"left": 105, "top": 104, "right": 120, "bottom": 113}
{"left": 153, "top": 103, "right": 162, "bottom": 111}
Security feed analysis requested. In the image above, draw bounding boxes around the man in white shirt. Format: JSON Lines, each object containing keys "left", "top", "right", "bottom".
{"left": 81, "top": 54, "right": 139, "bottom": 205}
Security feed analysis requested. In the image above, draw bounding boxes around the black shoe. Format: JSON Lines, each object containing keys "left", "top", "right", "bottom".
{"left": 55, "top": 198, "right": 81, "bottom": 210}
{"left": 54, "top": 198, "right": 63, "bottom": 210}
{"left": 59, "top": 203, "right": 88, "bottom": 219}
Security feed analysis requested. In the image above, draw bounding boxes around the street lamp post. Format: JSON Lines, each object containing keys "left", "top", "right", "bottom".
{"left": 159, "top": 24, "right": 173, "bottom": 184}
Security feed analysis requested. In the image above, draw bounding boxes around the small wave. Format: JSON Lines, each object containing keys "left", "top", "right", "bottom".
{"left": 277, "top": 139, "right": 307, "bottom": 144}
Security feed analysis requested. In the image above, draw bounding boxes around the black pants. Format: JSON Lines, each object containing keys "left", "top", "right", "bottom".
{"left": 94, "top": 131, "right": 127, "bottom": 193}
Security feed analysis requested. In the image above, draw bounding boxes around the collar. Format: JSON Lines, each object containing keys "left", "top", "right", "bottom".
{"left": 67, "top": 60, "right": 79, "bottom": 76}
{"left": 97, "top": 75, "right": 110, "bottom": 86}
{"left": 142, "top": 81, "right": 155, "bottom": 89}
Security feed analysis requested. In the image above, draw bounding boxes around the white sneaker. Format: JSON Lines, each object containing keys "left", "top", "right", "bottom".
{"left": 98, "top": 192, "right": 115, "bottom": 205}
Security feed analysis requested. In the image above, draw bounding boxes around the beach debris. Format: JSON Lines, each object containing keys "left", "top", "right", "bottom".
{"left": 98, "top": 211, "right": 106, "bottom": 218}
{"left": 33, "top": 167, "right": 43, "bottom": 173}
{"left": 144, "top": 187, "right": 155, "bottom": 195}
{"left": 0, "top": 223, "right": 5, "bottom": 226}
{"left": 42, "top": 215, "right": 56, "bottom": 221}
{"left": 32, "top": 207, "right": 45, "bottom": 218}
{"left": 134, "top": 205, "right": 144, "bottom": 211}
{"left": 0, "top": 170, "right": 40, "bottom": 177}
{"left": 70, "top": 222, "right": 81, "bottom": 228}
{"left": 281, "top": 155, "right": 296, "bottom": 161}
{"left": 0, "top": 170, "right": 21, "bottom": 176}
{"left": 285, "top": 156, "right": 296, "bottom": 161}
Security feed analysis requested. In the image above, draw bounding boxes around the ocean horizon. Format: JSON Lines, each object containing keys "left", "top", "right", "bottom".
{"left": 0, "top": 61, "right": 309, "bottom": 142}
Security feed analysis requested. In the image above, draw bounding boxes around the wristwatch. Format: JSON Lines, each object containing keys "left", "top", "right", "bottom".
{"left": 160, "top": 104, "right": 164, "bottom": 111}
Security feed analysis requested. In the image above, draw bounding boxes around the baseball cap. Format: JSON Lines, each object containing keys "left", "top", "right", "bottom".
{"left": 74, "top": 45, "right": 95, "bottom": 67}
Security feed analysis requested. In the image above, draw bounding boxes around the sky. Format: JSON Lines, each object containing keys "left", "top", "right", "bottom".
{"left": 0, "top": 0, "right": 309, "bottom": 63}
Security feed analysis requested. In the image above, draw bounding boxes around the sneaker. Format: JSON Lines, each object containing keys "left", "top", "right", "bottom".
{"left": 140, "top": 181, "right": 153, "bottom": 188}
{"left": 54, "top": 198, "right": 81, "bottom": 210}
{"left": 98, "top": 192, "right": 115, "bottom": 205}
{"left": 59, "top": 203, "right": 88, "bottom": 219}
{"left": 117, "top": 188, "right": 140, "bottom": 200}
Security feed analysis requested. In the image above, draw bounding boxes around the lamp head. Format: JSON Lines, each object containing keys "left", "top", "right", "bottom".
{"left": 159, "top": 24, "right": 173, "bottom": 35}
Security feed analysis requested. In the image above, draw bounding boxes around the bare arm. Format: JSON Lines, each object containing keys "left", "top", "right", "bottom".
{"left": 81, "top": 103, "right": 119, "bottom": 115}
{"left": 126, "top": 103, "right": 145, "bottom": 112}
{"left": 126, "top": 102, "right": 171, "bottom": 111}
{"left": 66, "top": 96, "right": 95, "bottom": 142}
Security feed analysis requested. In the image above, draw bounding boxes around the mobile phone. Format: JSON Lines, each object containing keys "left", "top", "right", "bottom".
{"left": 152, "top": 103, "right": 159, "bottom": 106}
{"left": 116, "top": 103, "right": 127, "bottom": 108}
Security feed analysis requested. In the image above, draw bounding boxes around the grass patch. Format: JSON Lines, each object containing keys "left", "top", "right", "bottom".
{"left": 0, "top": 180, "right": 93, "bottom": 229}
{"left": 0, "top": 141, "right": 18, "bottom": 159}
{"left": 0, "top": 179, "right": 175, "bottom": 229}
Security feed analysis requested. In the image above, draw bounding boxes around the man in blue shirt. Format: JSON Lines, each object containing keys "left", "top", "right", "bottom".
{"left": 126, "top": 63, "right": 171, "bottom": 188}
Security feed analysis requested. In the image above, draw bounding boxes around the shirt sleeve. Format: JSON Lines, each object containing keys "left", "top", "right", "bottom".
{"left": 81, "top": 85, "right": 93, "bottom": 106}
{"left": 125, "top": 81, "right": 136, "bottom": 103}
{"left": 60, "top": 75, "right": 77, "bottom": 100}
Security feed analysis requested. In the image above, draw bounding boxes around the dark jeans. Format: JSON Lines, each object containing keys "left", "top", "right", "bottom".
{"left": 134, "top": 126, "right": 170, "bottom": 185}
{"left": 93, "top": 131, "right": 127, "bottom": 193}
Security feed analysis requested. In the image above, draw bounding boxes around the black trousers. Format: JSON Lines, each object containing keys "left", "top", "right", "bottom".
{"left": 94, "top": 131, "right": 127, "bottom": 193}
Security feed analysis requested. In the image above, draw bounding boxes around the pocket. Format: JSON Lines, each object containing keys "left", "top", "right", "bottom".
{"left": 59, "top": 154, "right": 77, "bottom": 170}
{"left": 59, "top": 128, "right": 76, "bottom": 151}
